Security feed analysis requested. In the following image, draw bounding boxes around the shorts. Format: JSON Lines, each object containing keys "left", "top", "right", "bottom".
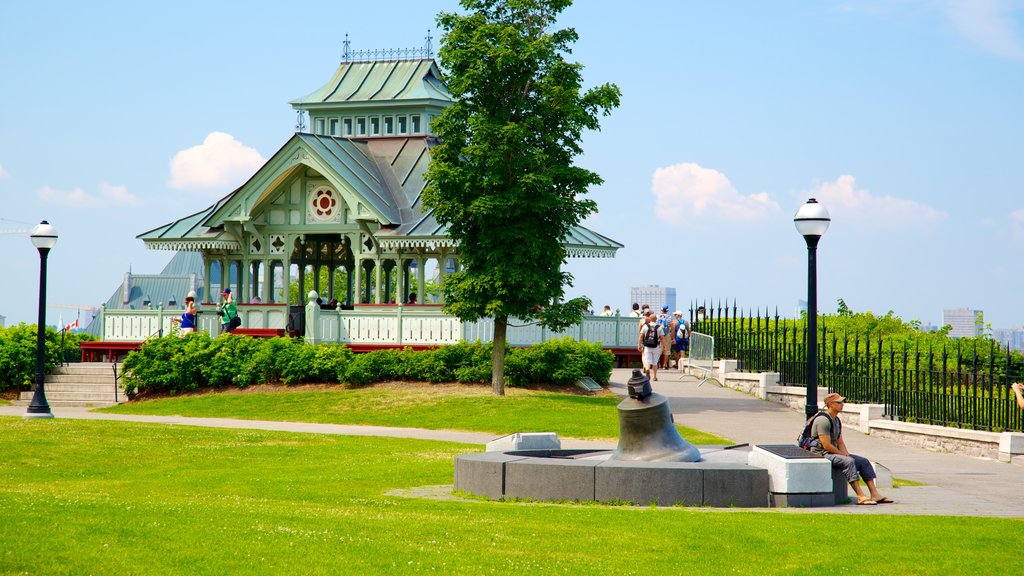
{"left": 642, "top": 346, "right": 662, "bottom": 367}
{"left": 676, "top": 338, "right": 689, "bottom": 352}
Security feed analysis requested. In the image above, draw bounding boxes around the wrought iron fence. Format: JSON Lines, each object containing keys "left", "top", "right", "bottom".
{"left": 687, "top": 300, "right": 1024, "bottom": 433}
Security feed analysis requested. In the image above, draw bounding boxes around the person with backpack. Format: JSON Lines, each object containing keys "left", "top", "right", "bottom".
{"left": 803, "top": 393, "right": 893, "bottom": 505}
{"left": 219, "top": 288, "right": 240, "bottom": 334}
{"left": 672, "top": 310, "right": 689, "bottom": 369}
{"left": 657, "top": 305, "right": 673, "bottom": 369}
{"left": 637, "top": 313, "right": 665, "bottom": 381}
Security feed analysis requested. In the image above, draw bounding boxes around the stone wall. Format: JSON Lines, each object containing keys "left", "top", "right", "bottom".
{"left": 716, "top": 360, "right": 1022, "bottom": 463}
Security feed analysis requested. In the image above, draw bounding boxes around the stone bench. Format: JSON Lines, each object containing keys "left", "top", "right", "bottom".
{"left": 748, "top": 444, "right": 848, "bottom": 507}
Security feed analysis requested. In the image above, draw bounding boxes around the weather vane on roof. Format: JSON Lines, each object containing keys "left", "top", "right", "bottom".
{"left": 340, "top": 30, "right": 434, "bottom": 63}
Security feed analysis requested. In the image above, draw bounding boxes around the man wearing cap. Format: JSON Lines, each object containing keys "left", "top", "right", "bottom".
{"left": 809, "top": 393, "right": 893, "bottom": 505}
{"left": 219, "top": 288, "right": 239, "bottom": 333}
{"left": 657, "top": 305, "right": 673, "bottom": 369}
{"left": 672, "top": 311, "right": 689, "bottom": 369}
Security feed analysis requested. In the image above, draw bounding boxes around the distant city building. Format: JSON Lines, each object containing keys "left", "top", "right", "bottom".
{"left": 630, "top": 285, "right": 676, "bottom": 313}
{"left": 992, "top": 326, "right": 1024, "bottom": 352}
{"left": 942, "top": 308, "right": 983, "bottom": 338}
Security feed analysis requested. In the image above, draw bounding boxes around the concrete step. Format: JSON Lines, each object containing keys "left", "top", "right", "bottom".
{"left": 9, "top": 399, "right": 120, "bottom": 408}
{"left": 52, "top": 364, "right": 120, "bottom": 376}
{"left": 46, "top": 374, "right": 119, "bottom": 385}
{"left": 43, "top": 382, "right": 123, "bottom": 393}
{"left": 20, "top": 391, "right": 122, "bottom": 402}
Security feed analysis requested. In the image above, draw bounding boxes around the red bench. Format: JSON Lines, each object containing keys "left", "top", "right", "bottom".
{"left": 231, "top": 328, "right": 286, "bottom": 338}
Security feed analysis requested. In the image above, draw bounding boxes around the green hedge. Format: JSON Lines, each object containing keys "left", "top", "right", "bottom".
{"left": 0, "top": 324, "right": 96, "bottom": 392}
{"left": 120, "top": 335, "right": 613, "bottom": 396}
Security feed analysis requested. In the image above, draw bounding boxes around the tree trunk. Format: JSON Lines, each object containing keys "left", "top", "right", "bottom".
{"left": 491, "top": 316, "right": 507, "bottom": 396}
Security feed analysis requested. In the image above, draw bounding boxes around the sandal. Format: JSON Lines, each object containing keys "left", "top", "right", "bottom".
{"left": 856, "top": 498, "right": 877, "bottom": 506}
{"left": 874, "top": 497, "right": 894, "bottom": 504}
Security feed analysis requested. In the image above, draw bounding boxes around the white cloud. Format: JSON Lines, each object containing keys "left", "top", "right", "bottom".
{"left": 38, "top": 182, "right": 141, "bottom": 207}
{"left": 169, "top": 131, "right": 265, "bottom": 191}
{"left": 945, "top": 0, "right": 1024, "bottom": 60}
{"left": 806, "top": 174, "right": 946, "bottom": 229}
{"left": 0, "top": 164, "right": 8, "bottom": 179}
{"left": 651, "top": 162, "right": 780, "bottom": 223}
{"left": 1011, "top": 209, "right": 1024, "bottom": 222}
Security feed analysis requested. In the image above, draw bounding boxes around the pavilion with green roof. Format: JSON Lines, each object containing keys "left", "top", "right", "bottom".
{"left": 135, "top": 49, "right": 621, "bottom": 337}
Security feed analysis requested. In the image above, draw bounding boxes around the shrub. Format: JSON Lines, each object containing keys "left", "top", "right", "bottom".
{"left": 0, "top": 324, "right": 91, "bottom": 392}
{"left": 118, "top": 336, "right": 612, "bottom": 394}
{"left": 505, "top": 337, "right": 614, "bottom": 387}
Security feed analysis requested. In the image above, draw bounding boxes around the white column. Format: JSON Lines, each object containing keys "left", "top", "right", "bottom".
{"left": 374, "top": 256, "right": 383, "bottom": 304}
{"left": 353, "top": 258, "right": 362, "bottom": 304}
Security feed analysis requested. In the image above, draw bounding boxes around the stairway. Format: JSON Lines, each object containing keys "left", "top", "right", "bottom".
{"left": 16, "top": 363, "right": 126, "bottom": 407}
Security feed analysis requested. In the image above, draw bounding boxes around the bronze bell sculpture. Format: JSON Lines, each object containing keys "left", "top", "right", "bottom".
{"left": 610, "top": 369, "right": 701, "bottom": 462}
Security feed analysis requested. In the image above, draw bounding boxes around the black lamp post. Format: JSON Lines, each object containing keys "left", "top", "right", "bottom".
{"left": 794, "top": 199, "right": 830, "bottom": 421}
{"left": 25, "top": 220, "right": 58, "bottom": 419}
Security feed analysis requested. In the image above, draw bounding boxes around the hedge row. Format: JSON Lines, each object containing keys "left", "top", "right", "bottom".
{"left": 120, "top": 334, "right": 614, "bottom": 396}
{"left": 0, "top": 324, "right": 96, "bottom": 392}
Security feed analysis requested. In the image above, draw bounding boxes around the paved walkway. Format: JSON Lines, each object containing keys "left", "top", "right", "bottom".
{"left": 3, "top": 367, "right": 1023, "bottom": 517}
{"left": 621, "top": 367, "right": 1024, "bottom": 517}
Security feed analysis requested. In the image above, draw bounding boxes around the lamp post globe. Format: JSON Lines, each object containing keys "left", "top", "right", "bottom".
{"left": 794, "top": 199, "right": 830, "bottom": 421}
{"left": 25, "top": 220, "right": 58, "bottom": 419}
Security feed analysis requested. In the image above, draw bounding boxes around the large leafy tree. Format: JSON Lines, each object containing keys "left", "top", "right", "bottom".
{"left": 424, "top": 0, "right": 620, "bottom": 395}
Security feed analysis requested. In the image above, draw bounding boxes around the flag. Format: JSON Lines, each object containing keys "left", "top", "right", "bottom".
{"left": 64, "top": 318, "right": 79, "bottom": 332}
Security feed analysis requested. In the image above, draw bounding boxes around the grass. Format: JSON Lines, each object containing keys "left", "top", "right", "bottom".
{"left": 97, "top": 385, "right": 731, "bottom": 444}
{"left": 0, "top": 418, "right": 1019, "bottom": 575}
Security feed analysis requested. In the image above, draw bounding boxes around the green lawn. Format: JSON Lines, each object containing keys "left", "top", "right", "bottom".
{"left": 0, "top": 418, "right": 1018, "bottom": 575}
{"left": 98, "top": 386, "right": 730, "bottom": 444}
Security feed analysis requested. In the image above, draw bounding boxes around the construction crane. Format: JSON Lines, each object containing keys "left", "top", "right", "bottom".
{"left": 0, "top": 217, "right": 36, "bottom": 238}
{"left": 0, "top": 227, "right": 33, "bottom": 236}
{"left": 50, "top": 305, "right": 100, "bottom": 331}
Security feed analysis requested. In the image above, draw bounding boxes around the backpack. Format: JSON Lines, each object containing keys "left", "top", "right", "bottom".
{"left": 798, "top": 412, "right": 830, "bottom": 450}
{"left": 642, "top": 322, "right": 660, "bottom": 348}
{"left": 676, "top": 320, "right": 689, "bottom": 340}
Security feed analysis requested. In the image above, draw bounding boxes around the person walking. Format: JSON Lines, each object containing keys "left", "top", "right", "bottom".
{"left": 657, "top": 305, "right": 673, "bottom": 369}
{"left": 672, "top": 310, "right": 689, "bottom": 369}
{"left": 638, "top": 313, "right": 664, "bottom": 381}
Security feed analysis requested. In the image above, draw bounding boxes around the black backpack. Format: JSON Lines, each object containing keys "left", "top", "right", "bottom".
{"left": 798, "top": 412, "right": 830, "bottom": 450}
{"left": 643, "top": 322, "right": 660, "bottom": 348}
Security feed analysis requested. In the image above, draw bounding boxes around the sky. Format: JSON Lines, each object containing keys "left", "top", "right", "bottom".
{"left": 1, "top": 0, "right": 1023, "bottom": 330}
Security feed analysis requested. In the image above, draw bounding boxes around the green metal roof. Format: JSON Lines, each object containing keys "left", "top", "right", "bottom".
{"left": 137, "top": 195, "right": 237, "bottom": 251}
{"left": 290, "top": 59, "right": 451, "bottom": 110}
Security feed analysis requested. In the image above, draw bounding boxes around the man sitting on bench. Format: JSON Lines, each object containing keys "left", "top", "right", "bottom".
{"left": 810, "top": 393, "right": 893, "bottom": 506}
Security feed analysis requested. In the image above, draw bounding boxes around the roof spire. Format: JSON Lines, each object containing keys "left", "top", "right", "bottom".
{"left": 425, "top": 30, "right": 433, "bottom": 58}
{"left": 342, "top": 33, "right": 351, "bottom": 62}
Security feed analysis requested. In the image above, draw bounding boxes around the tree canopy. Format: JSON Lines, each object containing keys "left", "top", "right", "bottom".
{"left": 424, "top": 0, "right": 620, "bottom": 394}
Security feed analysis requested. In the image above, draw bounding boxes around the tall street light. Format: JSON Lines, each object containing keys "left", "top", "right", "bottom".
{"left": 25, "top": 220, "right": 58, "bottom": 419}
{"left": 794, "top": 199, "right": 830, "bottom": 421}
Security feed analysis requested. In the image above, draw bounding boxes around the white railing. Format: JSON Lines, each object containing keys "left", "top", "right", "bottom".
{"left": 99, "top": 302, "right": 644, "bottom": 348}
{"left": 100, "top": 304, "right": 290, "bottom": 341}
